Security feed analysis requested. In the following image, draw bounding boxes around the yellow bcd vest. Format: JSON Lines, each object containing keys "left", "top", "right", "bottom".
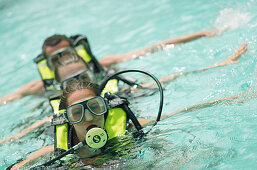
{"left": 53, "top": 105, "right": 127, "bottom": 154}
{"left": 53, "top": 79, "right": 123, "bottom": 154}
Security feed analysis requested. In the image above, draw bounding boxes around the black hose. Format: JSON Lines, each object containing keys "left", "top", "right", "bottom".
{"left": 39, "top": 148, "right": 74, "bottom": 167}
{"left": 100, "top": 69, "right": 164, "bottom": 122}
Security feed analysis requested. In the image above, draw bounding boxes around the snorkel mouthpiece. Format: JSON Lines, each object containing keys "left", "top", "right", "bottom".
{"left": 85, "top": 125, "right": 108, "bottom": 149}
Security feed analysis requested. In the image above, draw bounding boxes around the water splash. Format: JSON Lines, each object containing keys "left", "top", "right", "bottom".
{"left": 214, "top": 8, "right": 252, "bottom": 32}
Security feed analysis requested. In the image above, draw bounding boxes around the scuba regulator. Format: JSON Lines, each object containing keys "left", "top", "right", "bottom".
{"left": 85, "top": 125, "right": 108, "bottom": 149}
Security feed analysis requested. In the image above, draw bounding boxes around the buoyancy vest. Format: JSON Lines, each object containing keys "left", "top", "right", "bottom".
{"left": 34, "top": 54, "right": 56, "bottom": 91}
{"left": 101, "top": 79, "right": 119, "bottom": 96}
{"left": 48, "top": 94, "right": 62, "bottom": 114}
{"left": 69, "top": 35, "right": 104, "bottom": 74}
{"left": 34, "top": 34, "right": 104, "bottom": 91}
{"left": 51, "top": 78, "right": 125, "bottom": 155}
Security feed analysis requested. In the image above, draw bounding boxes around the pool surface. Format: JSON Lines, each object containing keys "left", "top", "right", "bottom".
{"left": 0, "top": 0, "right": 256, "bottom": 169}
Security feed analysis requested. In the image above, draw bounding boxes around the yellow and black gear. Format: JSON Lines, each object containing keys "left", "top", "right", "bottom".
{"left": 50, "top": 78, "right": 124, "bottom": 155}
{"left": 69, "top": 35, "right": 104, "bottom": 74}
{"left": 34, "top": 34, "right": 104, "bottom": 91}
{"left": 52, "top": 99, "right": 128, "bottom": 155}
{"left": 34, "top": 54, "right": 56, "bottom": 91}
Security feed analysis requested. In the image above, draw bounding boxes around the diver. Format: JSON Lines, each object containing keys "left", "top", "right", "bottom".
{"left": 0, "top": 28, "right": 220, "bottom": 105}
{"left": 10, "top": 78, "right": 156, "bottom": 169}
{"left": 0, "top": 43, "right": 248, "bottom": 145}
{"left": 0, "top": 39, "right": 247, "bottom": 105}
{"left": 11, "top": 69, "right": 257, "bottom": 169}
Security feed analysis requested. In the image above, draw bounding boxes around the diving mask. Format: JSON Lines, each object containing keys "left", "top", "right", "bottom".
{"left": 47, "top": 47, "right": 76, "bottom": 70}
{"left": 64, "top": 96, "right": 108, "bottom": 124}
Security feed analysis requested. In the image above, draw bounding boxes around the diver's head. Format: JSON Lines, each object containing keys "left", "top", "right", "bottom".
{"left": 42, "top": 34, "right": 71, "bottom": 57}
{"left": 42, "top": 34, "right": 72, "bottom": 70}
{"left": 54, "top": 50, "right": 96, "bottom": 86}
{"left": 60, "top": 79, "right": 106, "bottom": 143}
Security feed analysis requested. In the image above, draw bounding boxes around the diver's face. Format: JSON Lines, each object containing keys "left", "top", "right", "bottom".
{"left": 67, "top": 89, "right": 105, "bottom": 143}
{"left": 44, "top": 40, "right": 70, "bottom": 56}
{"left": 58, "top": 61, "right": 87, "bottom": 82}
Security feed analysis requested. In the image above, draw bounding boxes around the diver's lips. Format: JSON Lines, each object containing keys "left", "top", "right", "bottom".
{"left": 86, "top": 124, "right": 97, "bottom": 131}
{"left": 83, "top": 123, "right": 97, "bottom": 132}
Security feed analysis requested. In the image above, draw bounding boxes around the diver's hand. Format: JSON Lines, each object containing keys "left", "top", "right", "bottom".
{"left": 227, "top": 43, "right": 248, "bottom": 63}
{"left": 216, "top": 43, "right": 247, "bottom": 66}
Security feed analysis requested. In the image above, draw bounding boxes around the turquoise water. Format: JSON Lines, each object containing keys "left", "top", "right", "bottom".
{"left": 0, "top": 0, "right": 257, "bottom": 169}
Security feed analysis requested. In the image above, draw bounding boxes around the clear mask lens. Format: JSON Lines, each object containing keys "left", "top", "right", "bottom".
{"left": 66, "top": 97, "right": 107, "bottom": 124}
{"left": 47, "top": 47, "right": 76, "bottom": 70}
{"left": 67, "top": 104, "right": 83, "bottom": 123}
{"left": 87, "top": 97, "right": 107, "bottom": 115}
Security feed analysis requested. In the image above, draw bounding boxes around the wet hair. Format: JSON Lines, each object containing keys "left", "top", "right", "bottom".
{"left": 59, "top": 78, "right": 100, "bottom": 110}
{"left": 54, "top": 50, "right": 90, "bottom": 82}
{"left": 42, "top": 34, "right": 71, "bottom": 56}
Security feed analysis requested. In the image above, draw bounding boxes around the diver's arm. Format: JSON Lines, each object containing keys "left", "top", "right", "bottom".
{"left": 139, "top": 96, "right": 238, "bottom": 127}
{"left": 138, "top": 96, "right": 238, "bottom": 127}
{"left": 11, "top": 145, "right": 54, "bottom": 170}
{"left": 98, "top": 29, "right": 218, "bottom": 66}
{"left": 157, "top": 29, "right": 218, "bottom": 45}
{"left": 160, "top": 87, "right": 255, "bottom": 120}
{"left": 160, "top": 95, "right": 239, "bottom": 121}
{"left": 0, "top": 116, "right": 53, "bottom": 145}
{"left": 198, "top": 43, "right": 247, "bottom": 71}
{"left": 0, "top": 80, "right": 44, "bottom": 105}
{"left": 138, "top": 119, "right": 155, "bottom": 127}
{"left": 139, "top": 88, "right": 255, "bottom": 127}
{"left": 137, "top": 43, "right": 248, "bottom": 88}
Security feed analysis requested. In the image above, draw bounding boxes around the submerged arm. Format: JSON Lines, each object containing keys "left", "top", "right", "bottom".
{"left": 160, "top": 95, "right": 239, "bottom": 120}
{"left": 98, "top": 29, "right": 219, "bottom": 66}
{"left": 199, "top": 43, "right": 247, "bottom": 71}
{"left": 11, "top": 145, "right": 54, "bottom": 170}
{"left": 139, "top": 87, "right": 254, "bottom": 127}
{"left": 161, "top": 87, "right": 255, "bottom": 120}
{"left": 0, "top": 80, "right": 44, "bottom": 105}
{"left": 0, "top": 116, "right": 53, "bottom": 145}
{"left": 139, "top": 43, "right": 248, "bottom": 88}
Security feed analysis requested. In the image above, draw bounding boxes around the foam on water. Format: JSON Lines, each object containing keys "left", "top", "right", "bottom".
{"left": 215, "top": 8, "right": 253, "bottom": 31}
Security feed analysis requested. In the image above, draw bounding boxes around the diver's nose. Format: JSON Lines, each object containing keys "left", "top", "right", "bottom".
{"left": 83, "top": 109, "right": 94, "bottom": 122}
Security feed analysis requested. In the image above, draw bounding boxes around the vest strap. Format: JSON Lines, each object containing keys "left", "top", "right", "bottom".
{"left": 52, "top": 114, "right": 68, "bottom": 126}
{"left": 109, "top": 97, "right": 129, "bottom": 108}
{"left": 33, "top": 53, "right": 45, "bottom": 63}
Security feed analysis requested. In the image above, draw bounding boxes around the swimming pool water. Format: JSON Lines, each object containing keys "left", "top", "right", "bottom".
{"left": 0, "top": 0, "right": 256, "bottom": 169}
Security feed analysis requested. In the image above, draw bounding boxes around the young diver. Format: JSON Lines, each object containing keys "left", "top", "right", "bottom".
{"left": 0, "top": 43, "right": 248, "bottom": 145}
{"left": 11, "top": 75, "right": 257, "bottom": 169}
{"left": 0, "top": 29, "right": 219, "bottom": 105}
{"left": 10, "top": 79, "right": 151, "bottom": 169}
